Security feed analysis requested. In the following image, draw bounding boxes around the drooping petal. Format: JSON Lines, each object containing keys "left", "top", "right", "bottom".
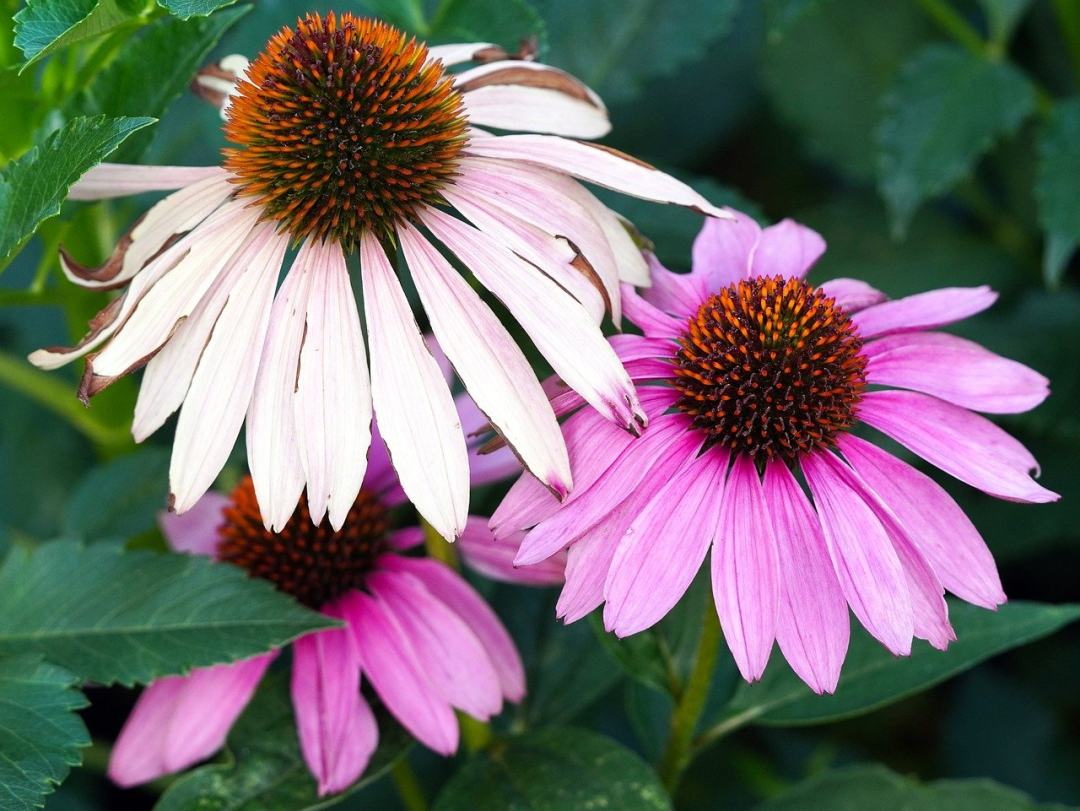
{"left": 159, "top": 491, "right": 229, "bottom": 557}
{"left": 291, "top": 612, "right": 377, "bottom": 796}
{"left": 859, "top": 390, "right": 1058, "bottom": 503}
{"left": 368, "top": 569, "right": 503, "bottom": 720}
{"left": 464, "top": 134, "right": 730, "bottom": 217}
{"left": 108, "top": 654, "right": 273, "bottom": 787}
{"left": 817, "top": 278, "right": 886, "bottom": 313}
{"left": 690, "top": 209, "right": 759, "bottom": 288}
{"left": 375, "top": 555, "right": 526, "bottom": 702}
{"left": 838, "top": 434, "right": 1005, "bottom": 608}
{"left": 339, "top": 591, "right": 459, "bottom": 754}
{"left": 749, "top": 219, "right": 826, "bottom": 279}
{"left": 862, "top": 331, "right": 1049, "bottom": 414}
{"left": 419, "top": 205, "right": 644, "bottom": 433}
{"left": 69, "top": 163, "right": 224, "bottom": 200}
{"left": 169, "top": 223, "right": 287, "bottom": 513}
{"left": 763, "top": 461, "right": 849, "bottom": 695}
{"left": 428, "top": 42, "right": 499, "bottom": 67}
{"left": 603, "top": 447, "right": 727, "bottom": 637}
{"left": 458, "top": 516, "right": 566, "bottom": 586}
{"left": 711, "top": 454, "right": 779, "bottom": 682}
{"left": 294, "top": 240, "right": 373, "bottom": 529}
{"left": 851, "top": 286, "right": 998, "bottom": 338}
{"left": 455, "top": 391, "right": 521, "bottom": 487}
{"left": 621, "top": 283, "right": 684, "bottom": 339}
{"left": 359, "top": 231, "right": 469, "bottom": 541}
{"left": 801, "top": 451, "right": 914, "bottom": 655}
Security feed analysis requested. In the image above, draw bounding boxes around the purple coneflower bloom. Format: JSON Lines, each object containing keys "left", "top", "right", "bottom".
{"left": 108, "top": 420, "right": 559, "bottom": 795}
{"left": 30, "top": 11, "right": 727, "bottom": 540}
{"left": 493, "top": 210, "right": 1057, "bottom": 694}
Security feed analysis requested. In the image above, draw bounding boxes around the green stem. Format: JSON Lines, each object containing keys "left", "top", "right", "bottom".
{"left": 1054, "top": 0, "right": 1080, "bottom": 90}
{"left": 916, "top": 0, "right": 989, "bottom": 56}
{"left": 390, "top": 758, "right": 428, "bottom": 811}
{"left": 422, "top": 517, "right": 460, "bottom": 569}
{"left": 657, "top": 606, "right": 722, "bottom": 793}
{"left": 459, "top": 712, "right": 494, "bottom": 752}
{"left": 0, "top": 351, "right": 131, "bottom": 451}
{"left": 691, "top": 706, "right": 765, "bottom": 755}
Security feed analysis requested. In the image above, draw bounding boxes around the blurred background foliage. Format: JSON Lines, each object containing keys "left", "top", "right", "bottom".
{"left": 2, "top": 0, "right": 1080, "bottom": 809}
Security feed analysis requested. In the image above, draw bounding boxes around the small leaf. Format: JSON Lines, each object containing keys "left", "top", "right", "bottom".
{"left": 0, "top": 114, "right": 155, "bottom": 270}
{"left": 1036, "top": 100, "right": 1080, "bottom": 285}
{"left": 717, "top": 601, "right": 1080, "bottom": 728}
{"left": 429, "top": 0, "right": 546, "bottom": 51}
{"left": 433, "top": 727, "right": 671, "bottom": 811}
{"left": 13, "top": 0, "right": 144, "bottom": 68}
{"left": 536, "top": 0, "right": 737, "bottom": 103}
{"left": 0, "top": 540, "right": 337, "bottom": 685}
{"left": 757, "top": 764, "right": 1067, "bottom": 810}
{"left": 155, "top": 0, "right": 238, "bottom": 19}
{"left": 0, "top": 655, "right": 90, "bottom": 811}
{"left": 154, "top": 673, "right": 411, "bottom": 811}
{"left": 69, "top": 5, "right": 250, "bottom": 161}
{"left": 876, "top": 44, "right": 1036, "bottom": 236}
{"left": 61, "top": 448, "right": 170, "bottom": 542}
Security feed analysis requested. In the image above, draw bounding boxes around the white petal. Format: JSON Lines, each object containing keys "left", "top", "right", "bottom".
{"left": 359, "top": 232, "right": 469, "bottom": 540}
{"left": 462, "top": 77, "right": 610, "bottom": 138}
{"left": 69, "top": 164, "right": 225, "bottom": 200}
{"left": 428, "top": 42, "right": 499, "bottom": 67}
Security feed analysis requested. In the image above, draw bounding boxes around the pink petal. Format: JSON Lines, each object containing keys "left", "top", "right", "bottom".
{"left": 461, "top": 69, "right": 610, "bottom": 138}
{"left": 690, "top": 209, "right": 759, "bottom": 289}
{"left": 838, "top": 434, "right": 1005, "bottom": 608}
{"left": 339, "top": 591, "right": 458, "bottom": 754}
{"left": 377, "top": 555, "right": 526, "bottom": 702}
{"left": 108, "top": 654, "right": 272, "bottom": 787}
{"left": 291, "top": 611, "right": 377, "bottom": 796}
{"left": 359, "top": 231, "right": 469, "bottom": 541}
{"left": 859, "top": 390, "right": 1058, "bottom": 503}
{"left": 159, "top": 491, "right": 228, "bottom": 557}
{"left": 851, "top": 286, "right": 998, "bottom": 339}
{"left": 604, "top": 447, "right": 727, "bottom": 637}
{"left": 401, "top": 222, "right": 571, "bottom": 497}
{"left": 817, "top": 278, "right": 886, "bottom": 313}
{"left": 621, "top": 283, "right": 685, "bottom": 339}
{"left": 640, "top": 253, "right": 707, "bottom": 318}
{"left": 863, "top": 331, "right": 1049, "bottom": 414}
{"left": 69, "top": 164, "right": 224, "bottom": 200}
{"left": 711, "top": 454, "right": 778, "bottom": 682}
{"left": 763, "top": 461, "right": 849, "bottom": 695}
{"left": 368, "top": 570, "right": 503, "bottom": 720}
{"left": 749, "top": 219, "right": 826, "bottom": 279}
{"left": 801, "top": 451, "right": 913, "bottom": 655}
{"left": 458, "top": 517, "right": 565, "bottom": 586}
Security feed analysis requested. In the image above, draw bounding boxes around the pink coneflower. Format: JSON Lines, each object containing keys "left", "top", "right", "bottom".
{"left": 108, "top": 426, "right": 557, "bottom": 795}
{"left": 492, "top": 210, "right": 1057, "bottom": 694}
{"left": 30, "top": 12, "right": 727, "bottom": 540}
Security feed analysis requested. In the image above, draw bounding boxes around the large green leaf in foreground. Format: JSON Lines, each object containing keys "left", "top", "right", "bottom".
{"left": 12, "top": 0, "right": 144, "bottom": 67}
{"left": 0, "top": 541, "right": 337, "bottom": 685}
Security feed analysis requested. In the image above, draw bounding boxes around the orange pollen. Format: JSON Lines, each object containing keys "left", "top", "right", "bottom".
{"left": 217, "top": 476, "right": 390, "bottom": 609}
{"left": 223, "top": 12, "right": 467, "bottom": 248}
{"left": 673, "top": 275, "right": 867, "bottom": 462}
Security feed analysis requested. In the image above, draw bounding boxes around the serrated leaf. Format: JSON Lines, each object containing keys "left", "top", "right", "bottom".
{"left": 428, "top": 0, "right": 545, "bottom": 51}
{"left": 536, "top": 0, "right": 737, "bottom": 103}
{"left": 154, "top": 673, "right": 411, "bottom": 811}
{"left": 1036, "top": 99, "right": 1080, "bottom": 285}
{"left": 0, "top": 114, "right": 154, "bottom": 270}
{"left": 68, "top": 4, "right": 249, "bottom": 161}
{"left": 763, "top": 0, "right": 929, "bottom": 182}
{"left": 757, "top": 764, "right": 1071, "bottom": 810}
{"left": 717, "top": 602, "right": 1080, "bottom": 728}
{"left": 61, "top": 448, "right": 169, "bottom": 542}
{"left": 0, "top": 655, "right": 90, "bottom": 811}
{"left": 433, "top": 727, "right": 671, "bottom": 811}
{"left": 155, "top": 0, "right": 237, "bottom": 18}
{"left": 877, "top": 44, "right": 1036, "bottom": 236}
{"left": 13, "top": 0, "right": 143, "bottom": 68}
{"left": 0, "top": 540, "right": 337, "bottom": 686}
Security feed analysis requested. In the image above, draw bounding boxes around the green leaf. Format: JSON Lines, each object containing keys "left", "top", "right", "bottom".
{"left": 61, "top": 448, "right": 169, "bottom": 542}
{"left": 757, "top": 764, "right": 1071, "bottom": 810}
{"left": 154, "top": 673, "right": 411, "bottom": 811}
{"left": 155, "top": 0, "right": 237, "bottom": 18}
{"left": 876, "top": 44, "right": 1036, "bottom": 236}
{"left": 433, "top": 727, "right": 671, "bottom": 811}
{"left": 69, "top": 5, "right": 249, "bottom": 161}
{"left": 0, "top": 114, "right": 154, "bottom": 270}
{"left": 978, "top": 0, "right": 1033, "bottom": 45}
{"left": 428, "top": 0, "right": 545, "bottom": 51}
{"left": 0, "top": 655, "right": 89, "bottom": 811}
{"left": 12, "top": 0, "right": 144, "bottom": 68}
{"left": 535, "top": 0, "right": 737, "bottom": 103}
{"left": 0, "top": 540, "right": 337, "bottom": 685}
{"left": 1036, "top": 100, "right": 1080, "bottom": 285}
{"left": 526, "top": 619, "right": 623, "bottom": 725}
{"left": 717, "top": 601, "right": 1080, "bottom": 728}
{"left": 762, "top": 0, "right": 930, "bottom": 182}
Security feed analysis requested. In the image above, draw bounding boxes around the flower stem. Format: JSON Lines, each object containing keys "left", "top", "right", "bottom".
{"left": 657, "top": 605, "right": 722, "bottom": 794}
{"left": 390, "top": 758, "right": 429, "bottom": 811}
{"left": 916, "top": 0, "right": 988, "bottom": 56}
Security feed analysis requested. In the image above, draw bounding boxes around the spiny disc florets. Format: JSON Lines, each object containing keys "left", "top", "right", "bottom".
{"left": 224, "top": 12, "right": 467, "bottom": 248}
{"left": 673, "top": 276, "right": 867, "bottom": 462}
{"left": 217, "top": 476, "right": 390, "bottom": 608}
